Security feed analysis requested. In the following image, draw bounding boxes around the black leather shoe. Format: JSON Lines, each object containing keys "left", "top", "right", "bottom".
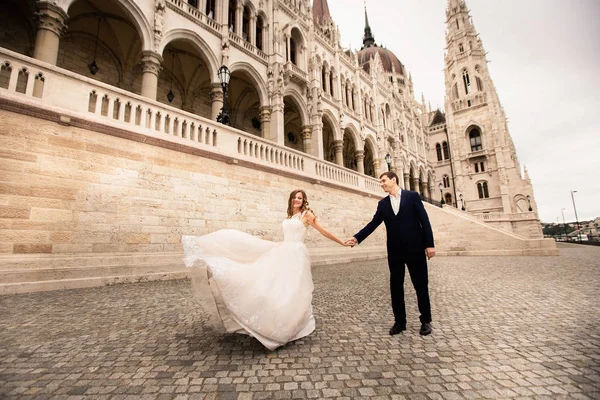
{"left": 419, "top": 322, "right": 432, "bottom": 336}
{"left": 389, "top": 323, "right": 406, "bottom": 335}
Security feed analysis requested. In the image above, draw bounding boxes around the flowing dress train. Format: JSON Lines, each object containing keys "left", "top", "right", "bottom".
{"left": 182, "top": 212, "right": 315, "bottom": 350}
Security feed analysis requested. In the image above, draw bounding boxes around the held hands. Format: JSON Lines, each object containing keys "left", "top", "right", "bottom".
{"left": 425, "top": 247, "right": 436, "bottom": 260}
{"left": 344, "top": 237, "right": 357, "bottom": 248}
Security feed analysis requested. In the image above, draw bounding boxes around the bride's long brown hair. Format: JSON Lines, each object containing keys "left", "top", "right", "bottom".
{"left": 287, "top": 189, "right": 314, "bottom": 218}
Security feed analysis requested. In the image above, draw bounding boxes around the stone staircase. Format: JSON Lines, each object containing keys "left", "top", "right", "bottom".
{"left": 0, "top": 204, "right": 557, "bottom": 295}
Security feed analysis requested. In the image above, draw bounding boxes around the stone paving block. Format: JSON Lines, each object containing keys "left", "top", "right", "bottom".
{"left": 0, "top": 246, "right": 599, "bottom": 399}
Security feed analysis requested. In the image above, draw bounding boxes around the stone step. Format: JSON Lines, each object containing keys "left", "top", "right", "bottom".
{"left": 0, "top": 252, "right": 182, "bottom": 271}
{"left": 1, "top": 262, "right": 185, "bottom": 284}
{"left": 0, "top": 271, "right": 188, "bottom": 295}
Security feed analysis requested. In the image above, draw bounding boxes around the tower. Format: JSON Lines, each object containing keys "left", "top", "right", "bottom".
{"left": 442, "top": 0, "right": 542, "bottom": 237}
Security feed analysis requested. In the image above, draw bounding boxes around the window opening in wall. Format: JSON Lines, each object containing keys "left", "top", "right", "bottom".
{"left": 442, "top": 141, "right": 450, "bottom": 160}
{"left": 113, "top": 99, "right": 121, "bottom": 120}
{"left": 477, "top": 181, "right": 490, "bottom": 199}
{"left": 242, "top": 6, "right": 250, "bottom": 41}
{"left": 462, "top": 69, "right": 471, "bottom": 94}
{"left": 187, "top": 0, "right": 198, "bottom": 7}
{"left": 206, "top": 0, "right": 215, "bottom": 18}
{"left": 228, "top": 0, "right": 236, "bottom": 32}
{"left": 459, "top": 43, "right": 464, "bottom": 53}
{"left": 124, "top": 102, "right": 132, "bottom": 123}
{"left": 469, "top": 129, "right": 482, "bottom": 151}
{"left": 256, "top": 16, "right": 263, "bottom": 50}
{"left": 101, "top": 95, "right": 109, "bottom": 116}
{"left": 436, "top": 143, "right": 442, "bottom": 161}
{"left": 0, "top": 62, "right": 11, "bottom": 89}
{"left": 16, "top": 68, "right": 28, "bottom": 94}
{"left": 88, "top": 91, "right": 97, "bottom": 113}
{"left": 290, "top": 37, "right": 297, "bottom": 65}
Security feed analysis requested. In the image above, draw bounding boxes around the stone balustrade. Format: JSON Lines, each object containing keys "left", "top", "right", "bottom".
{"left": 0, "top": 47, "right": 382, "bottom": 197}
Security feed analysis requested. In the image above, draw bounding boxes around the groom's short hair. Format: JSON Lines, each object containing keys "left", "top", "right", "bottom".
{"left": 380, "top": 171, "right": 400, "bottom": 185}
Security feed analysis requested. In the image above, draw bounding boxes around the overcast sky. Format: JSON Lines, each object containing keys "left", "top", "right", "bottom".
{"left": 327, "top": 0, "right": 600, "bottom": 223}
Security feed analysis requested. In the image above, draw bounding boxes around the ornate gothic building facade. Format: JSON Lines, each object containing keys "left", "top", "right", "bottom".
{"left": 0, "top": 0, "right": 541, "bottom": 238}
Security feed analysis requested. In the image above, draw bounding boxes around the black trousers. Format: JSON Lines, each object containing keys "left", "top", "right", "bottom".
{"left": 387, "top": 251, "right": 432, "bottom": 325}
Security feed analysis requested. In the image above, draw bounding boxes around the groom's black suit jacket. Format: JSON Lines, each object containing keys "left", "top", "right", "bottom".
{"left": 354, "top": 190, "right": 434, "bottom": 254}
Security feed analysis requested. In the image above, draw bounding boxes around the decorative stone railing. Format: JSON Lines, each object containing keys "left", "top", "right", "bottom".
{"left": 0, "top": 47, "right": 383, "bottom": 197}
{"left": 474, "top": 212, "right": 537, "bottom": 222}
{"left": 167, "top": 0, "right": 220, "bottom": 35}
{"left": 451, "top": 92, "right": 487, "bottom": 112}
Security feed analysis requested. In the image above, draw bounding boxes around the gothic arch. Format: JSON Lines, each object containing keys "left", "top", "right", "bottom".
{"left": 229, "top": 61, "right": 268, "bottom": 107}
{"left": 343, "top": 123, "right": 362, "bottom": 150}
{"left": 63, "top": 0, "right": 153, "bottom": 52}
{"left": 283, "top": 88, "right": 309, "bottom": 126}
{"left": 321, "top": 109, "right": 340, "bottom": 140}
{"left": 159, "top": 29, "right": 219, "bottom": 82}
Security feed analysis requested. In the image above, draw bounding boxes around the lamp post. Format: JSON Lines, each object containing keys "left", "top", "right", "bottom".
{"left": 460, "top": 193, "right": 465, "bottom": 211}
{"left": 216, "top": 65, "right": 231, "bottom": 125}
{"left": 439, "top": 182, "right": 445, "bottom": 205}
{"left": 561, "top": 207, "right": 567, "bottom": 240}
{"left": 526, "top": 195, "right": 532, "bottom": 211}
{"left": 384, "top": 153, "right": 392, "bottom": 171}
{"left": 571, "top": 190, "right": 581, "bottom": 242}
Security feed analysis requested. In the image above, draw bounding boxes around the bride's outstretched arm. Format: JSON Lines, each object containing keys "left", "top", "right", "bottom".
{"left": 304, "top": 211, "right": 347, "bottom": 246}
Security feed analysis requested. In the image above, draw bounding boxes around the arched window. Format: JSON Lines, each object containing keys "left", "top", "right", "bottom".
{"left": 476, "top": 77, "right": 483, "bottom": 91}
{"left": 205, "top": 0, "right": 215, "bottom": 18}
{"left": 443, "top": 174, "right": 450, "bottom": 188}
{"left": 469, "top": 128, "right": 482, "bottom": 151}
{"left": 436, "top": 143, "right": 442, "bottom": 161}
{"left": 462, "top": 69, "right": 471, "bottom": 94}
{"left": 242, "top": 6, "right": 251, "bottom": 41}
{"left": 459, "top": 43, "right": 464, "bottom": 53}
{"left": 442, "top": 141, "right": 450, "bottom": 160}
{"left": 256, "top": 16, "right": 264, "bottom": 50}
{"left": 187, "top": 0, "right": 198, "bottom": 8}
{"left": 322, "top": 65, "right": 327, "bottom": 92}
{"left": 329, "top": 70, "right": 334, "bottom": 97}
{"left": 477, "top": 181, "right": 490, "bottom": 199}
{"left": 228, "top": 0, "right": 236, "bottom": 32}
{"left": 290, "top": 37, "right": 297, "bottom": 64}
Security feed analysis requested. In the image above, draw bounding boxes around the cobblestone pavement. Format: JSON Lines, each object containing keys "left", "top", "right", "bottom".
{"left": 1, "top": 244, "right": 599, "bottom": 400}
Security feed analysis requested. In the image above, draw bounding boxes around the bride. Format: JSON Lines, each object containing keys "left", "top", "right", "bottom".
{"left": 182, "top": 189, "right": 348, "bottom": 350}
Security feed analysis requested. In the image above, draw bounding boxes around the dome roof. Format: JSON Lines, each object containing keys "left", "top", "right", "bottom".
{"left": 357, "top": 45, "right": 404, "bottom": 75}
{"left": 357, "top": 6, "right": 404, "bottom": 75}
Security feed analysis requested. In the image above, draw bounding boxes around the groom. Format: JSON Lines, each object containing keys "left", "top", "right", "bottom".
{"left": 346, "top": 171, "right": 435, "bottom": 336}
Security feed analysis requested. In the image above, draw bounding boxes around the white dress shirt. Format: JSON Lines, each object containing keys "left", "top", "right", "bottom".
{"left": 389, "top": 191, "right": 401, "bottom": 215}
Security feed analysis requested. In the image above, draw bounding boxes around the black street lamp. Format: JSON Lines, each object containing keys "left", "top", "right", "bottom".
{"left": 88, "top": 16, "right": 102, "bottom": 75}
{"left": 216, "top": 65, "right": 231, "bottom": 125}
{"left": 526, "top": 195, "right": 532, "bottom": 211}
{"left": 384, "top": 153, "right": 392, "bottom": 171}
{"left": 571, "top": 190, "right": 581, "bottom": 242}
{"left": 439, "top": 182, "right": 445, "bottom": 205}
{"left": 460, "top": 193, "right": 465, "bottom": 211}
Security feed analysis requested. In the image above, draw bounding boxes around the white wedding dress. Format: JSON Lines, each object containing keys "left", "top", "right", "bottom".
{"left": 181, "top": 211, "right": 315, "bottom": 350}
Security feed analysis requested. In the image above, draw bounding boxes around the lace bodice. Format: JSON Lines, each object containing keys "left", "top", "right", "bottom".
{"left": 282, "top": 212, "right": 307, "bottom": 243}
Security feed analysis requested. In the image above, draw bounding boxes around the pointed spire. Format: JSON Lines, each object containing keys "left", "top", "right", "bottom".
{"left": 313, "top": 0, "right": 332, "bottom": 25}
{"left": 362, "top": 2, "right": 376, "bottom": 49}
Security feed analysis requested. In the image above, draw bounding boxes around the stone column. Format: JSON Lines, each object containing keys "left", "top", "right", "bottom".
{"left": 413, "top": 178, "right": 421, "bottom": 195}
{"left": 374, "top": 159, "right": 382, "bottom": 177}
{"left": 259, "top": 106, "right": 271, "bottom": 139}
{"left": 302, "top": 126, "right": 313, "bottom": 155}
{"left": 324, "top": 71, "right": 330, "bottom": 95}
{"left": 140, "top": 51, "right": 163, "bottom": 100}
{"left": 355, "top": 150, "right": 364, "bottom": 174}
{"left": 404, "top": 173, "right": 410, "bottom": 191}
{"left": 249, "top": 16, "right": 256, "bottom": 46}
{"left": 270, "top": 102, "right": 285, "bottom": 145}
{"left": 333, "top": 139, "right": 344, "bottom": 166}
{"left": 210, "top": 83, "right": 224, "bottom": 121}
{"left": 33, "top": 2, "right": 68, "bottom": 65}
{"left": 235, "top": 4, "right": 243, "bottom": 36}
